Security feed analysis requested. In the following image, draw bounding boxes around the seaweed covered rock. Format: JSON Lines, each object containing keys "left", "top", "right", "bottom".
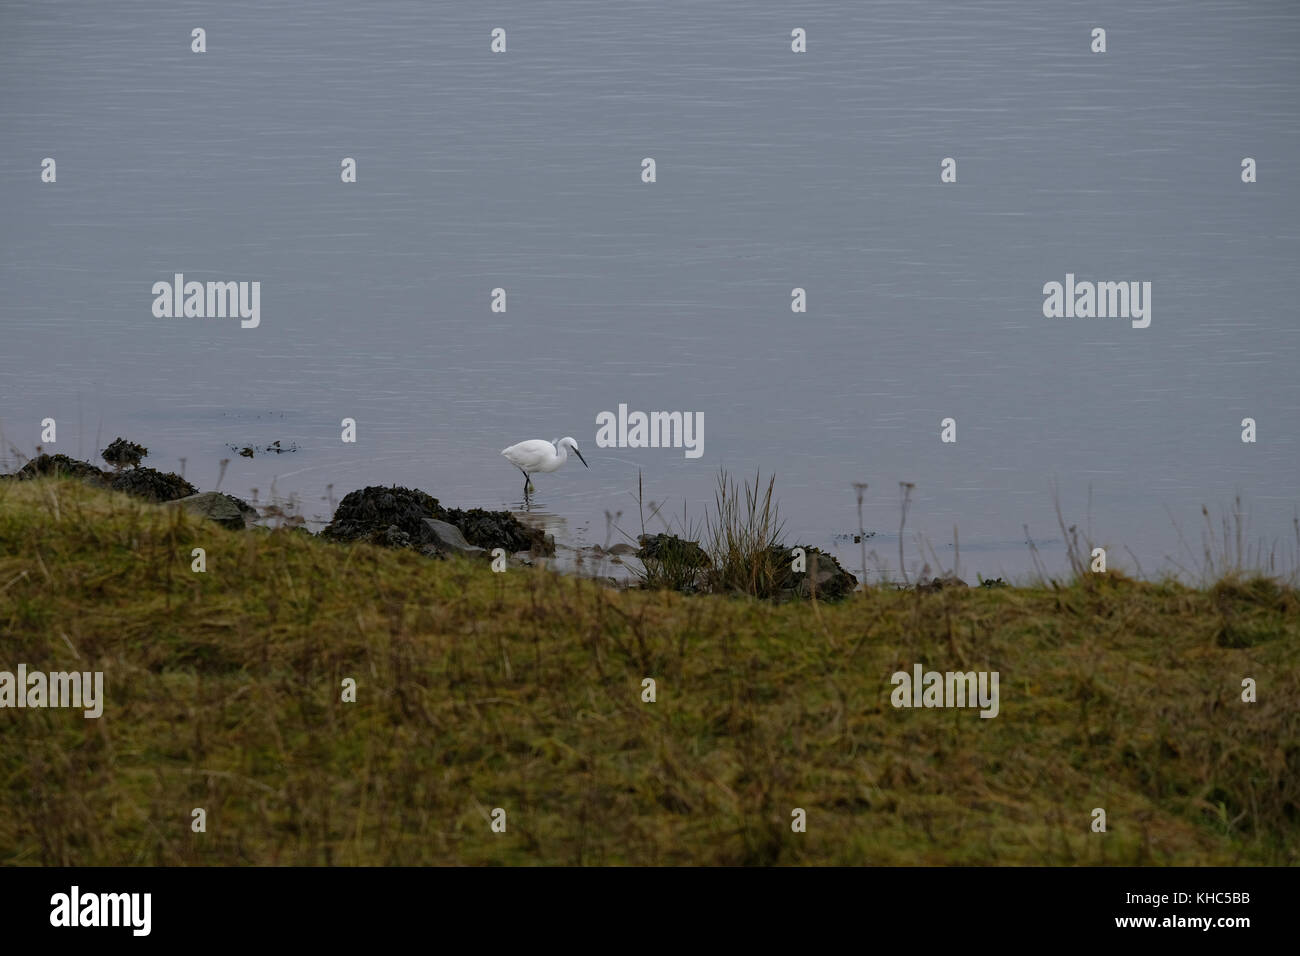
{"left": 8, "top": 450, "right": 195, "bottom": 503}
{"left": 322, "top": 486, "right": 443, "bottom": 544}
{"left": 917, "top": 574, "right": 968, "bottom": 593}
{"left": 10, "top": 454, "right": 111, "bottom": 484}
{"left": 109, "top": 467, "right": 197, "bottom": 503}
{"left": 440, "top": 507, "right": 552, "bottom": 555}
{"left": 380, "top": 525, "right": 414, "bottom": 550}
{"left": 322, "top": 486, "right": 553, "bottom": 556}
{"left": 102, "top": 437, "right": 148, "bottom": 469}
{"left": 12, "top": 454, "right": 106, "bottom": 482}
{"left": 771, "top": 545, "right": 858, "bottom": 601}
{"left": 172, "top": 491, "right": 256, "bottom": 530}
{"left": 636, "top": 534, "right": 711, "bottom": 567}
{"left": 635, "top": 533, "right": 711, "bottom": 592}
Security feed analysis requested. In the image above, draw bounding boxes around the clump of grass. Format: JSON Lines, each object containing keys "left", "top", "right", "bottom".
{"left": 1174, "top": 496, "right": 1300, "bottom": 587}
{"left": 702, "top": 469, "right": 786, "bottom": 598}
{"left": 637, "top": 534, "right": 710, "bottom": 592}
{"left": 631, "top": 471, "right": 855, "bottom": 600}
{"left": 627, "top": 472, "right": 709, "bottom": 592}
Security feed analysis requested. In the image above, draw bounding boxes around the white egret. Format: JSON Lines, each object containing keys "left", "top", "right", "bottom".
{"left": 501, "top": 436, "right": 588, "bottom": 497}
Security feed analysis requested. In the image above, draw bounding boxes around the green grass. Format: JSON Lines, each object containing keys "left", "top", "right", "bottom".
{"left": 1, "top": 477, "right": 1297, "bottom": 865}
{"left": 702, "top": 469, "right": 785, "bottom": 597}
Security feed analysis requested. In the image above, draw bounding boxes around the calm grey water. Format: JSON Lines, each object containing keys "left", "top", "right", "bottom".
{"left": 3, "top": 0, "right": 1298, "bottom": 582}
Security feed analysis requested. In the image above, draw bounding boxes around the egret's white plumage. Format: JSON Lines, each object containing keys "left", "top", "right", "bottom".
{"left": 501, "top": 436, "right": 588, "bottom": 497}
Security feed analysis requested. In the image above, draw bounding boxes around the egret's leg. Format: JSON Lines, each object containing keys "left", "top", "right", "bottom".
{"left": 518, "top": 467, "right": 531, "bottom": 498}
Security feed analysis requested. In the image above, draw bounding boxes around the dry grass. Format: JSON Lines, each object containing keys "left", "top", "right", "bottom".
{"left": 1, "top": 478, "right": 1297, "bottom": 865}
{"left": 702, "top": 469, "right": 785, "bottom": 598}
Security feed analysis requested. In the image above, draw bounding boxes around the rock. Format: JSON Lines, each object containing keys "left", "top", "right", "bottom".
{"left": 102, "top": 437, "right": 148, "bottom": 469}
{"left": 772, "top": 545, "right": 858, "bottom": 601}
{"left": 322, "top": 485, "right": 443, "bottom": 545}
{"left": 439, "top": 506, "right": 552, "bottom": 555}
{"left": 321, "top": 485, "right": 553, "bottom": 556}
{"left": 635, "top": 534, "right": 711, "bottom": 593}
{"left": 172, "top": 491, "right": 255, "bottom": 530}
{"left": 379, "top": 525, "right": 413, "bottom": 549}
{"left": 606, "top": 542, "right": 638, "bottom": 556}
{"left": 109, "top": 466, "right": 197, "bottom": 503}
{"left": 9, "top": 453, "right": 197, "bottom": 503}
{"left": 917, "top": 574, "right": 969, "bottom": 593}
{"left": 637, "top": 534, "right": 711, "bottom": 567}
{"left": 421, "top": 519, "right": 489, "bottom": 558}
{"left": 11, "top": 454, "right": 110, "bottom": 484}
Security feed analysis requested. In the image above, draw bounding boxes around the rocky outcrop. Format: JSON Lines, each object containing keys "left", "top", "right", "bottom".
{"left": 172, "top": 491, "right": 256, "bottom": 530}
{"left": 9, "top": 454, "right": 111, "bottom": 484}
{"left": 917, "top": 574, "right": 969, "bottom": 593}
{"left": 8, "top": 450, "right": 195, "bottom": 503}
{"left": 439, "top": 506, "right": 552, "bottom": 555}
{"left": 637, "top": 534, "right": 711, "bottom": 567}
{"left": 630, "top": 536, "right": 857, "bottom": 601}
{"left": 771, "top": 546, "right": 859, "bottom": 601}
{"left": 322, "top": 486, "right": 440, "bottom": 544}
{"left": 109, "top": 466, "right": 197, "bottom": 502}
{"left": 322, "top": 485, "right": 553, "bottom": 556}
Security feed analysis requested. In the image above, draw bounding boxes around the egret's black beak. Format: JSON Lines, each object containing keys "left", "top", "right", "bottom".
{"left": 574, "top": 447, "right": 588, "bottom": 468}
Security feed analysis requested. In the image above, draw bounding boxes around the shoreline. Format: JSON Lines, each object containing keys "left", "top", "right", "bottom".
{"left": 3, "top": 441, "right": 1296, "bottom": 593}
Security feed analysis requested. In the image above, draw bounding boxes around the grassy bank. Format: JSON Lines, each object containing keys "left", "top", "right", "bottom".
{"left": 1, "top": 477, "right": 1297, "bottom": 865}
